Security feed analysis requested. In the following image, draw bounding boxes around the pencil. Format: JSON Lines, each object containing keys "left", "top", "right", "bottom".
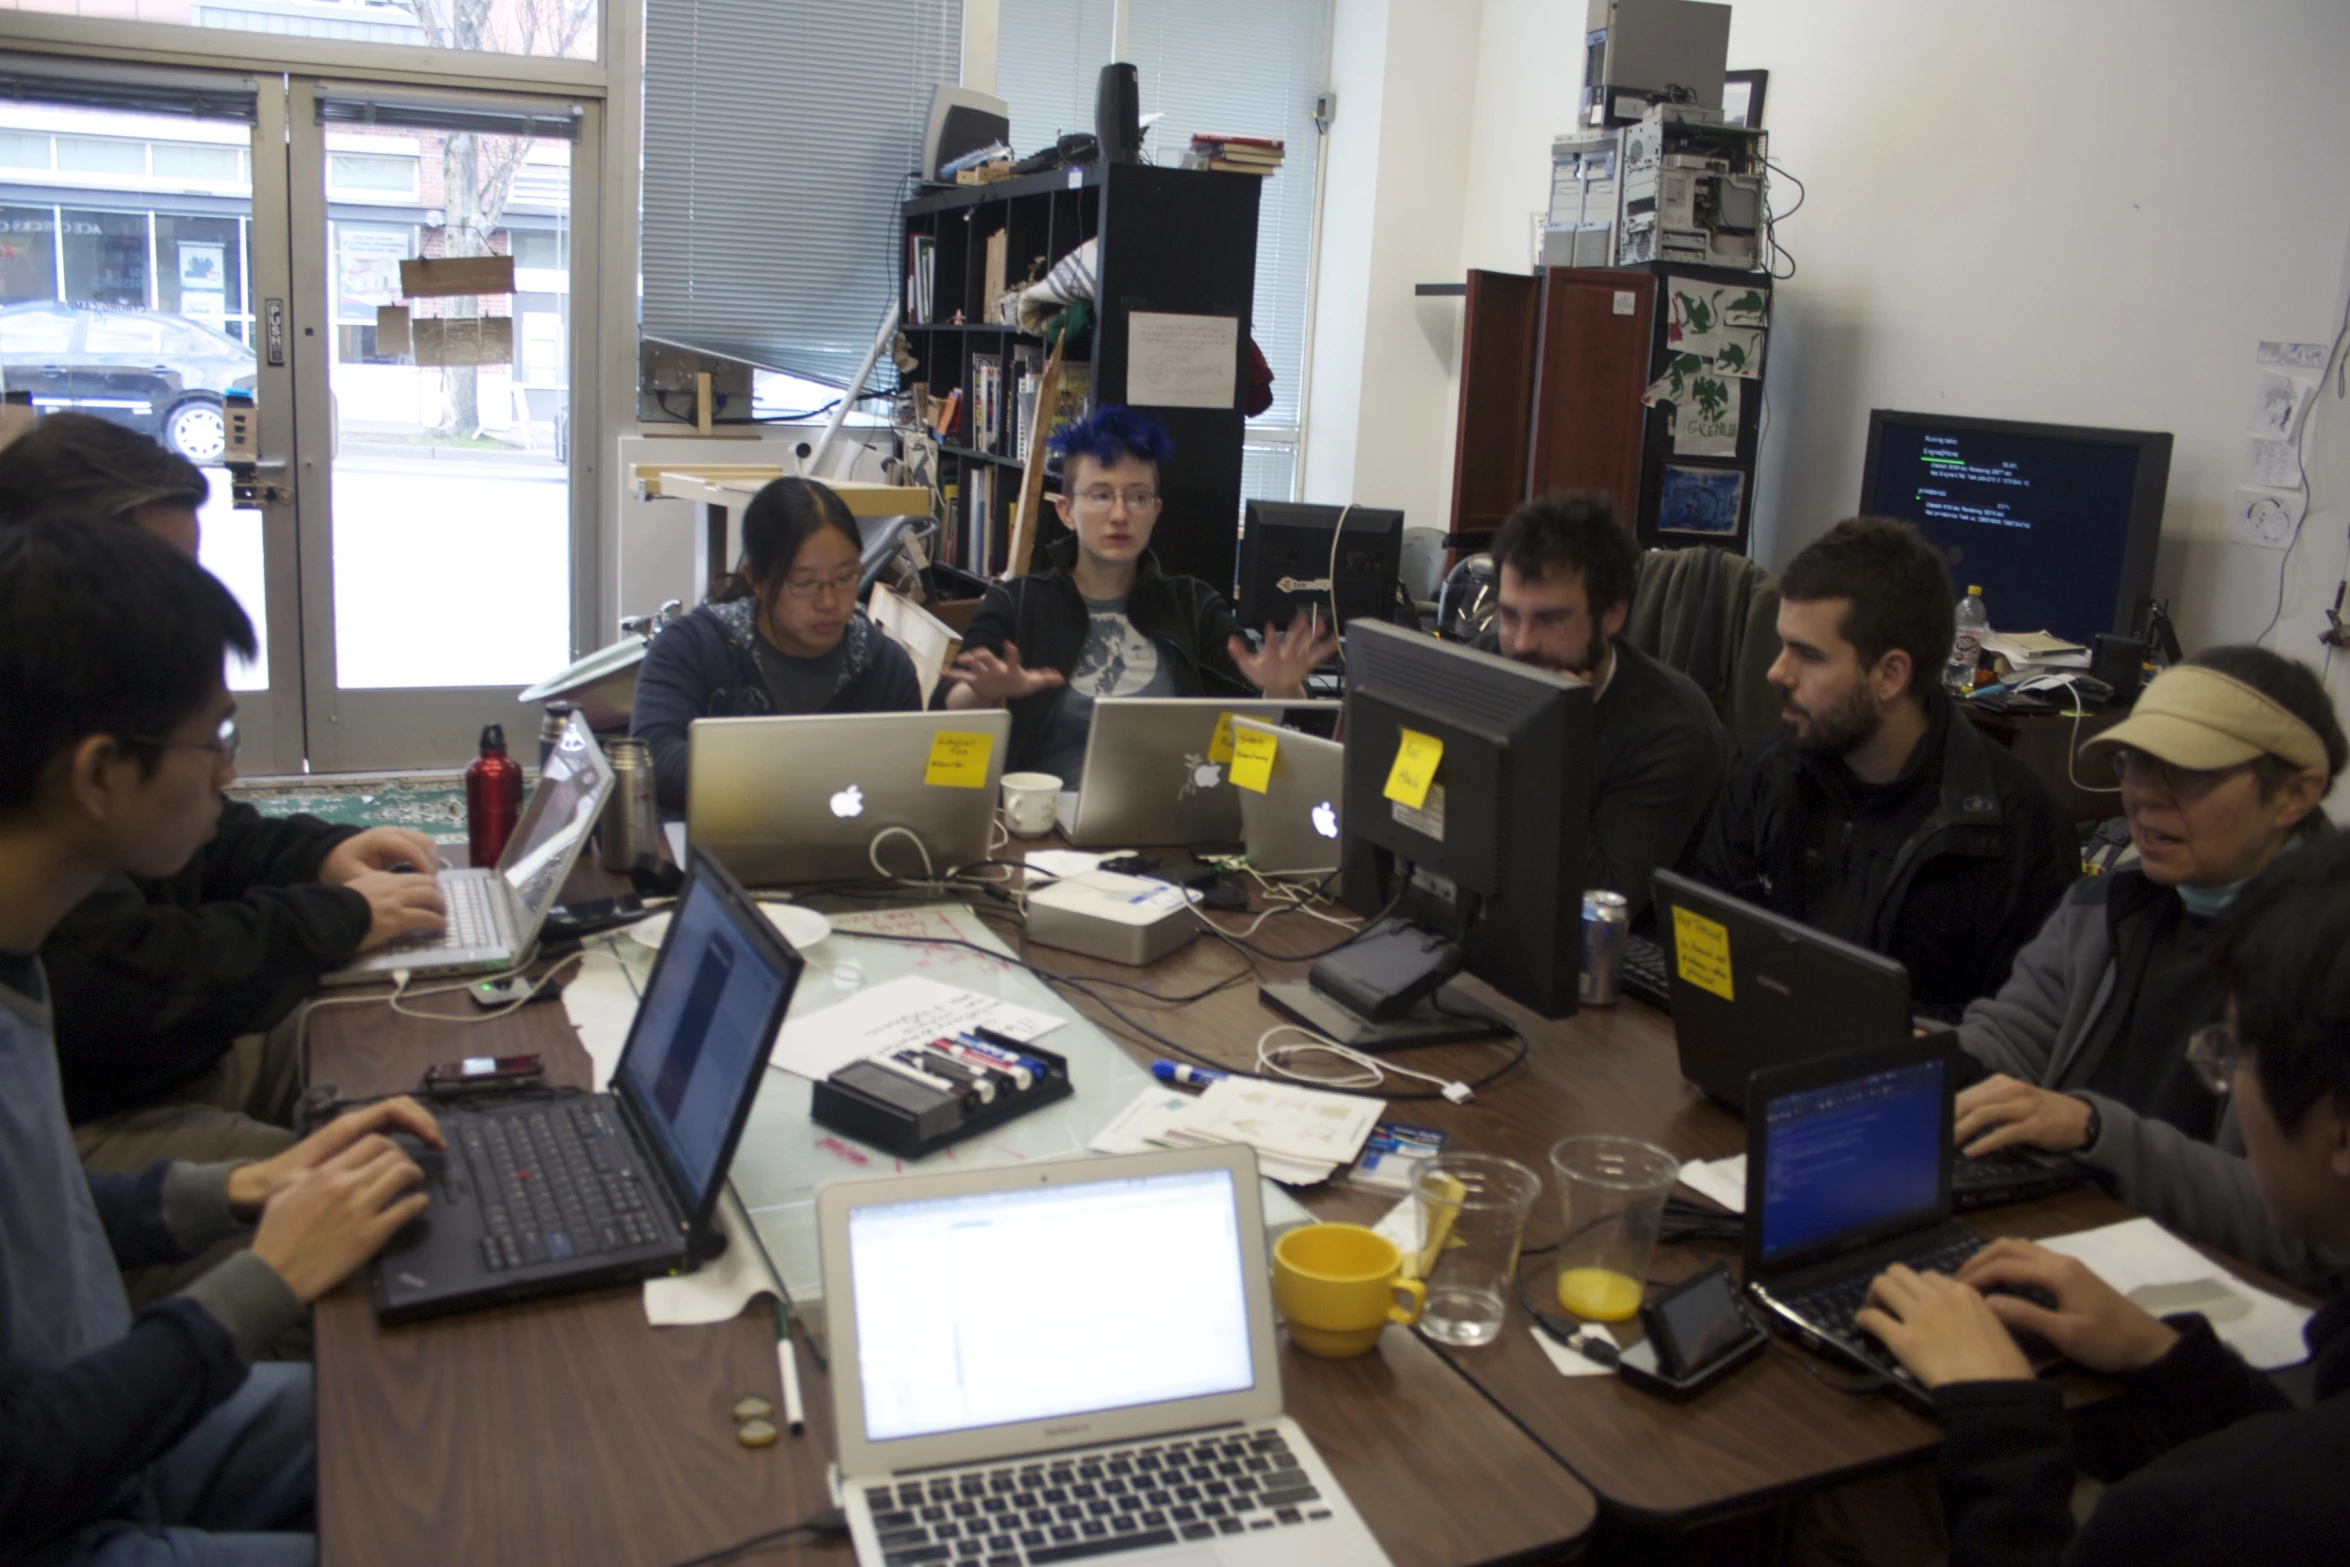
{"left": 773, "top": 1297, "right": 806, "bottom": 1435}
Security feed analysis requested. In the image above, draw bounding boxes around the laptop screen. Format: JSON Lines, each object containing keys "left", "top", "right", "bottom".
{"left": 847, "top": 1167, "right": 1257, "bottom": 1445}
{"left": 615, "top": 872, "right": 792, "bottom": 1210}
{"left": 1756, "top": 1057, "right": 1945, "bottom": 1264}
{"left": 500, "top": 718, "right": 612, "bottom": 923}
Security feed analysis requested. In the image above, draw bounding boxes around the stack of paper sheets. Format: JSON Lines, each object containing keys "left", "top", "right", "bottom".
{"left": 1091, "top": 1078, "right": 1383, "bottom": 1185}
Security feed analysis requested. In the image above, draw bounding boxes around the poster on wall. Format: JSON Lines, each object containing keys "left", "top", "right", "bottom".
{"left": 336, "top": 224, "right": 411, "bottom": 321}
{"left": 177, "top": 244, "right": 226, "bottom": 331}
{"left": 1657, "top": 465, "right": 1745, "bottom": 535}
{"left": 1672, "top": 374, "right": 1740, "bottom": 456}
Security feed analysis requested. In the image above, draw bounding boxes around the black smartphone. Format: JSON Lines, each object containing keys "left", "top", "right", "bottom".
{"left": 542, "top": 895, "right": 647, "bottom": 941}
{"left": 421, "top": 1053, "right": 544, "bottom": 1095}
{"left": 1614, "top": 1264, "right": 1767, "bottom": 1399}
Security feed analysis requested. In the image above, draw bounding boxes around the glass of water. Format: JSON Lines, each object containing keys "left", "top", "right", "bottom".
{"left": 1409, "top": 1153, "right": 1542, "bottom": 1347}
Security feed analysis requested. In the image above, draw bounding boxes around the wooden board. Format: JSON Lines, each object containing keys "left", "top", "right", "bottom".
{"left": 1003, "top": 333, "right": 1065, "bottom": 579}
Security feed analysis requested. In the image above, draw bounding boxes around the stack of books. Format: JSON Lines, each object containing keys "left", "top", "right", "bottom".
{"left": 1185, "top": 133, "right": 1285, "bottom": 176}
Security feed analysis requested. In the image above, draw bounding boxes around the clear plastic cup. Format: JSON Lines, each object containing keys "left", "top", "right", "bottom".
{"left": 1409, "top": 1153, "right": 1543, "bottom": 1347}
{"left": 1548, "top": 1135, "right": 1680, "bottom": 1323}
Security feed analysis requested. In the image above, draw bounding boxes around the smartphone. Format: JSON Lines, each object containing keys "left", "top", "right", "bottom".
{"left": 421, "top": 1053, "right": 544, "bottom": 1093}
{"left": 1615, "top": 1264, "right": 1767, "bottom": 1399}
{"left": 542, "top": 895, "right": 647, "bottom": 942}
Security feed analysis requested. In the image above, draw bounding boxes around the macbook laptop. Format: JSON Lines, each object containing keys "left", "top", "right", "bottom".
{"left": 328, "top": 710, "right": 613, "bottom": 984}
{"left": 1064, "top": 698, "right": 1341, "bottom": 848}
{"left": 686, "top": 709, "right": 1013, "bottom": 885}
{"left": 1231, "top": 716, "right": 1344, "bottom": 876}
{"left": 370, "top": 850, "right": 802, "bottom": 1324}
{"left": 818, "top": 1145, "right": 1393, "bottom": 1567}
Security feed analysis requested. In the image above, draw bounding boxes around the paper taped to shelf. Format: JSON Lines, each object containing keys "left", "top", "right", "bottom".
{"left": 411, "top": 316, "right": 513, "bottom": 368}
{"left": 399, "top": 254, "right": 515, "bottom": 298}
{"left": 1126, "top": 311, "right": 1238, "bottom": 409}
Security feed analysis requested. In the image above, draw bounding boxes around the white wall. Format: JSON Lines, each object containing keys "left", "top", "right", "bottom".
{"left": 1306, "top": 0, "right": 2350, "bottom": 768}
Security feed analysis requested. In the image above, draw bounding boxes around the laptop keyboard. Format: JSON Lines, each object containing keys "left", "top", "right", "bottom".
{"left": 862, "top": 1427, "right": 1333, "bottom": 1565}
{"left": 1952, "top": 1145, "right": 2090, "bottom": 1211}
{"left": 1784, "top": 1229, "right": 1987, "bottom": 1340}
{"left": 453, "top": 1100, "right": 666, "bottom": 1271}
{"left": 379, "top": 873, "right": 498, "bottom": 955}
{"left": 1621, "top": 933, "right": 1671, "bottom": 1008}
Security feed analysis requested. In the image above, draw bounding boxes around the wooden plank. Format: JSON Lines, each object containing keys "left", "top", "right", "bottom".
{"left": 1003, "top": 333, "right": 1064, "bottom": 579}
{"left": 398, "top": 254, "right": 515, "bottom": 298}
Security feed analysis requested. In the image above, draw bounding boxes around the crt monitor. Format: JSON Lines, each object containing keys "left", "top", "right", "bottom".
{"left": 1236, "top": 502, "right": 1405, "bottom": 633}
{"left": 1338, "top": 619, "right": 1592, "bottom": 1018}
{"left": 922, "top": 86, "right": 1011, "bottom": 182}
{"left": 1858, "top": 410, "right": 2172, "bottom": 647}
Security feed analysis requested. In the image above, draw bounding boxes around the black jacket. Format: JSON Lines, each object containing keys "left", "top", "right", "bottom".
{"left": 941, "top": 537, "right": 1252, "bottom": 773}
{"left": 1932, "top": 1296, "right": 2349, "bottom": 1566}
{"left": 46, "top": 801, "right": 367, "bottom": 1124}
{"left": 1692, "top": 691, "right": 2077, "bottom": 1014}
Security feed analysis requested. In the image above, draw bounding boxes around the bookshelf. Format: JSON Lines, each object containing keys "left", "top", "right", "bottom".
{"left": 900, "top": 162, "right": 1263, "bottom": 594}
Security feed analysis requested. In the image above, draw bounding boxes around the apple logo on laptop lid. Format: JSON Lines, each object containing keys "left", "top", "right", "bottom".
{"left": 1311, "top": 800, "right": 1339, "bottom": 839}
{"left": 830, "top": 784, "right": 864, "bottom": 819}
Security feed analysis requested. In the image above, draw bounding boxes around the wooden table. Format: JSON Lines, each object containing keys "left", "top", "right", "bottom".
{"left": 306, "top": 883, "right": 1598, "bottom": 1566}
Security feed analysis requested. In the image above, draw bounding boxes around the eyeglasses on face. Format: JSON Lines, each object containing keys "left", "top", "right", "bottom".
{"left": 1073, "top": 487, "right": 1161, "bottom": 512}
{"left": 779, "top": 568, "right": 861, "bottom": 601}
{"left": 2108, "top": 746, "right": 2255, "bottom": 801}
{"left": 129, "top": 713, "right": 239, "bottom": 765}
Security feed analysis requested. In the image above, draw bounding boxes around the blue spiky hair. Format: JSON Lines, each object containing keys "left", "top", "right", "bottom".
{"left": 1048, "top": 405, "right": 1175, "bottom": 473}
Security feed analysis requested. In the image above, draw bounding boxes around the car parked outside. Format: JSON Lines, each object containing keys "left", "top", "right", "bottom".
{"left": 0, "top": 301, "right": 258, "bottom": 464}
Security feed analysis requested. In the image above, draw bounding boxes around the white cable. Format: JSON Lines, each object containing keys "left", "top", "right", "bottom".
{"left": 867, "top": 824, "right": 937, "bottom": 881}
{"left": 1253, "top": 1024, "right": 1472, "bottom": 1102}
{"left": 2041, "top": 674, "right": 2123, "bottom": 797}
{"left": 1324, "top": 502, "right": 1353, "bottom": 634}
{"left": 387, "top": 949, "right": 589, "bottom": 1024}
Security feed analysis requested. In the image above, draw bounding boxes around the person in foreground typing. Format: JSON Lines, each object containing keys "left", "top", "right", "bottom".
{"left": 0, "top": 519, "right": 440, "bottom": 1565}
{"left": 1854, "top": 831, "right": 2350, "bottom": 1566}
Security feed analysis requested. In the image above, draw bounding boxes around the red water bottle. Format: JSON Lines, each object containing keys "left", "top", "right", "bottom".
{"left": 465, "top": 723, "right": 523, "bottom": 868}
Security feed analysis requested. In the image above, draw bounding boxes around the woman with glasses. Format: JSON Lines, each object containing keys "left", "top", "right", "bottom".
{"left": 940, "top": 406, "right": 1337, "bottom": 781}
{"left": 631, "top": 476, "right": 922, "bottom": 813}
{"left": 1952, "top": 645, "right": 2346, "bottom": 1289}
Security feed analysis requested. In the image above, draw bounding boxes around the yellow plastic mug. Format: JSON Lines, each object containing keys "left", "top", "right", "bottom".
{"left": 1272, "top": 1223, "right": 1427, "bottom": 1358}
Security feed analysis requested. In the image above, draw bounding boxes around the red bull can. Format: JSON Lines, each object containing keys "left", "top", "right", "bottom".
{"left": 1580, "top": 890, "right": 1630, "bottom": 1006}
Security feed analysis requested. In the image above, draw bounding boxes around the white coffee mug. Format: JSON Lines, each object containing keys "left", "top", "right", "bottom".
{"left": 1000, "top": 772, "right": 1063, "bottom": 837}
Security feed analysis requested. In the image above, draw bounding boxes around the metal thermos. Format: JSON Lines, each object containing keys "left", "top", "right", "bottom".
{"left": 1579, "top": 889, "right": 1631, "bottom": 1006}
{"left": 536, "top": 700, "right": 576, "bottom": 768}
{"left": 464, "top": 724, "right": 523, "bottom": 868}
{"left": 600, "top": 737, "right": 659, "bottom": 872}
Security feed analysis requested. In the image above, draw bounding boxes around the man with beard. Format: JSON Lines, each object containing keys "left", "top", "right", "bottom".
{"left": 1480, "top": 492, "right": 1724, "bottom": 922}
{"left": 1692, "top": 516, "right": 2075, "bottom": 1016}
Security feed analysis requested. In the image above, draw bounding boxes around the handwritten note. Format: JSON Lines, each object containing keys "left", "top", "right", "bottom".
{"left": 1126, "top": 311, "right": 1238, "bottom": 409}
{"left": 923, "top": 730, "right": 994, "bottom": 788}
{"left": 1206, "top": 711, "right": 1238, "bottom": 765}
{"left": 1383, "top": 729, "right": 1444, "bottom": 810}
{"left": 1671, "top": 908, "right": 1734, "bottom": 1001}
{"left": 767, "top": 974, "right": 1063, "bottom": 1084}
{"left": 1229, "top": 727, "right": 1279, "bottom": 793}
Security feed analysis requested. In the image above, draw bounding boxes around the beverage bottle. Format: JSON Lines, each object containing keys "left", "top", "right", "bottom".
{"left": 1949, "top": 586, "right": 1990, "bottom": 688}
{"left": 465, "top": 723, "right": 524, "bottom": 868}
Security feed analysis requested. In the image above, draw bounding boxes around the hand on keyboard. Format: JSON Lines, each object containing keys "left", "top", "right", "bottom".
{"left": 1953, "top": 1074, "right": 2095, "bottom": 1156}
{"left": 348, "top": 868, "right": 450, "bottom": 952}
{"left": 1956, "top": 1238, "right": 2182, "bottom": 1375}
{"left": 1850, "top": 1263, "right": 2035, "bottom": 1389}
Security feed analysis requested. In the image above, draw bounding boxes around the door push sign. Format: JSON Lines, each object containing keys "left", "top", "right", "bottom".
{"left": 264, "top": 299, "right": 286, "bottom": 366}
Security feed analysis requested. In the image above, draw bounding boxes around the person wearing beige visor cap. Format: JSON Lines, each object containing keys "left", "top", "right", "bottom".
{"left": 1952, "top": 645, "right": 2346, "bottom": 1290}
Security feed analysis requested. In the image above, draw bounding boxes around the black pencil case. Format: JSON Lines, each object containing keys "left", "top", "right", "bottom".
{"left": 810, "top": 1039, "right": 1074, "bottom": 1159}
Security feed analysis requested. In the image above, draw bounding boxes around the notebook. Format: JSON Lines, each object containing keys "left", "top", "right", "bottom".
{"left": 369, "top": 850, "right": 802, "bottom": 1323}
{"left": 818, "top": 1145, "right": 1393, "bottom": 1566}
{"left": 1231, "top": 716, "right": 1344, "bottom": 876}
{"left": 686, "top": 709, "right": 1013, "bottom": 885}
{"left": 327, "top": 710, "right": 612, "bottom": 983}
{"left": 1063, "top": 699, "right": 1340, "bottom": 848}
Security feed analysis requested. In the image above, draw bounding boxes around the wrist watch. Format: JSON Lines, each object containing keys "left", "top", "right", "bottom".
{"left": 2073, "top": 1095, "right": 2101, "bottom": 1149}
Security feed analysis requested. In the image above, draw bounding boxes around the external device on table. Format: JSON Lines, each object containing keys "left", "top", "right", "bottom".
{"left": 421, "top": 1053, "right": 544, "bottom": 1094}
{"left": 810, "top": 1028, "right": 1074, "bottom": 1160}
{"left": 818, "top": 1144, "right": 1395, "bottom": 1566}
{"left": 325, "top": 710, "right": 613, "bottom": 984}
{"left": 1612, "top": 1263, "right": 1768, "bottom": 1399}
{"left": 686, "top": 709, "right": 1013, "bottom": 885}
{"left": 467, "top": 974, "right": 566, "bottom": 1010}
{"left": 369, "top": 850, "right": 802, "bottom": 1324}
{"left": 1063, "top": 698, "right": 1339, "bottom": 848}
{"left": 1230, "top": 715, "right": 1345, "bottom": 876}
{"left": 1234, "top": 500, "right": 1405, "bottom": 635}
{"left": 1858, "top": 409, "right": 2173, "bottom": 648}
{"left": 541, "top": 893, "right": 647, "bottom": 943}
{"left": 1651, "top": 870, "right": 2089, "bottom": 1210}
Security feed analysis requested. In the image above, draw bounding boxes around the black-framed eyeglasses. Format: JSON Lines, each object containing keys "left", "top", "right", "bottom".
{"left": 2186, "top": 1021, "right": 2239, "bottom": 1095}
{"left": 2108, "top": 746, "right": 2255, "bottom": 801}
{"left": 130, "top": 713, "right": 239, "bottom": 765}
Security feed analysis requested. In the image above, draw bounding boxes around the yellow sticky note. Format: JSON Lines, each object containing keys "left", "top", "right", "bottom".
{"left": 1206, "top": 711, "right": 1237, "bottom": 765}
{"left": 1230, "top": 727, "right": 1279, "bottom": 793}
{"left": 1382, "top": 728, "right": 1444, "bottom": 810}
{"left": 922, "top": 730, "right": 994, "bottom": 789}
{"left": 1671, "top": 907, "right": 1734, "bottom": 1001}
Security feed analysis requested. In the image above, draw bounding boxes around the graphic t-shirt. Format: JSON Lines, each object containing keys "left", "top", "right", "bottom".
{"left": 1034, "top": 595, "right": 1179, "bottom": 784}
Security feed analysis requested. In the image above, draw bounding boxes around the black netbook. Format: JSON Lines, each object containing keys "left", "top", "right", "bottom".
{"left": 371, "top": 850, "right": 802, "bottom": 1324}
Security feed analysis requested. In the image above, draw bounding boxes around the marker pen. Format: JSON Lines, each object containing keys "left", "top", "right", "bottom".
{"left": 956, "top": 1029, "right": 1052, "bottom": 1083}
{"left": 907, "top": 1046, "right": 996, "bottom": 1103}
{"left": 930, "top": 1037, "right": 1034, "bottom": 1091}
{"left": 867, "top": 1052, "right": 970, "bottom": 1104}
{"left": 1151, "top": 1060, "right": 1227, "bottom": 1088}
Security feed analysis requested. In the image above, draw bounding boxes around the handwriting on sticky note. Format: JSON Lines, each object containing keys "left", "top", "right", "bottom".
{"left": 1229, "top": 727, "right": 1278, "bottom": 793}
{"left": 1672, "top": 908, "right": 1733, "bottom": 1001}
{"left": 1383, "top": 728, "right": 1443, "bottom": 810}
{"left": 923, "top": 729, "right": 994, "bottom": 788}
{"left": 1206, "top": 711, "right": 1237, "bottom": 765}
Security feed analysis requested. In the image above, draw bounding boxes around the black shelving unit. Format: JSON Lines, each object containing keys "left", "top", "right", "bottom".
{"left": 900, "top": 162, "right": 1262, "bottom": 593}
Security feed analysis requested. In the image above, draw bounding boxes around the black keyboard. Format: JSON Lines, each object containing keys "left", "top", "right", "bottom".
{"left": 1951, "top": 1144, "right": 2092, "bottom": 1212}
{"left": 861, "top": 1428, "right": 1334, "bottom": 1566}
{"left": 1621, "top": 933, "right": 1672, "bottom": 1009}
{"left": 453, "top": 1100, "right": 666, "bottom": 1272}
{"left": 1784, "top": 1228, "right": 1988, "bottom": 1341}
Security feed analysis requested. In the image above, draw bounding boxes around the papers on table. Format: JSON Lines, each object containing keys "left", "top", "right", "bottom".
{"left": 643, "top": 1186, "right": 775, "bottom": 1327}
{"left": 560, "top": 943, "right": 647, "bottom": 1089}
{"left": 766, "top": 974, "right": 1064, "bottom": 1083}
{"left": 1676, "top": 1154, "right": 1747, "bottom": 1214}
{"left": 2040, "top": 1218, "right": 2313, "bottom": 1370}
{"left": 1091, "top": 1079, "right": 1383, "bottom": 1185}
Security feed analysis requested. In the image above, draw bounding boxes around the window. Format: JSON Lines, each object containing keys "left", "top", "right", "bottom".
{"left": 327, "top": 152, "right": 421, "bottom": 199}
{"left": 511, "top": 228, "right": 565, "bottom": 270}
{"left": 0, "top": 209, "right": 61, "bottom": 305}
{"left": 0, "top": 305, "right": 75, "bottom": 354}
{"left": 5, "top": 0, "right": 601, "bottom": 60}
{"left": 0, "top": 132, "right": 48, "bottom": 170}
{"left": 84, "top": 313, "right": 167, "bottom": 354}
{"left": 152, "top": 143, "right": 244, "bottom": 184}
{"left": 61, "top": 210, "right": 151, "bottom": 308}
{"left": 640, "top": 0, "right": 964, "bottom": 389}
{"left": 56, "top": 137, "right": 145, "bottom": 177}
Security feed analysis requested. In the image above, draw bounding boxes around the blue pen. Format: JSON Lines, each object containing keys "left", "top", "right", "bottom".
{"left": 1152, "top": 1060, "right": 1226, "bottom": 1088}
{"left": 958, "top": 1029, "right": 1052, "bottom": 1082}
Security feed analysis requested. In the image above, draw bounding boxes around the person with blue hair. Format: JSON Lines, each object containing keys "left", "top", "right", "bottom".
{"left": 941, "top": 406, "right": 1336, "bottom": 778}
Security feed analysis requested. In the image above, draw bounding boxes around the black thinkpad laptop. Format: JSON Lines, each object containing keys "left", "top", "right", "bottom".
{"left": 371, "top": 850, "right": 802, "bottom": 1324}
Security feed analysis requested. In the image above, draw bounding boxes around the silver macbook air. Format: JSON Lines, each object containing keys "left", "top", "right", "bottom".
{"left": 1231, "top": 717, "right": 1344, "bottom": 876}
{"left": 819, "top": 1145, "right": 1393, "bottom": 1567}
{"left": 686, "top": 709, "right": 1013, "bottom": 885}
{"left": 1064, "top": 699, "right": 1341, "bottom": 848}
{"left": 326, "top": 711, "right": 612, "bottom": 984}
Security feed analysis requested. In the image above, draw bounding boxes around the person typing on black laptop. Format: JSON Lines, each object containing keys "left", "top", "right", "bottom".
{"left": 1852, "top": 832, "right": 2350, "bottom": 1567}
{"left": 0, "top": 518, "right": 442, "bottom": 1563}
{"left": 0, "top": 416, "right": 446, "bottom": 1188}
{"left": 938, "top": 406, "right": 1336, "bottom": 781}
{"left": 1949, "top": 648, "right": 2347, "bottom": 1293}
{"left": 1691, "top": 516, "right": 2076, "bottom": 1017}
{"left": 1480, "top": 491, "right": 1724, "bottom": 922}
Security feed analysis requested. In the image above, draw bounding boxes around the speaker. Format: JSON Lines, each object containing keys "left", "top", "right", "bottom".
{"left": 1096, "top": 62, "right": 1140, "bottom": 164}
